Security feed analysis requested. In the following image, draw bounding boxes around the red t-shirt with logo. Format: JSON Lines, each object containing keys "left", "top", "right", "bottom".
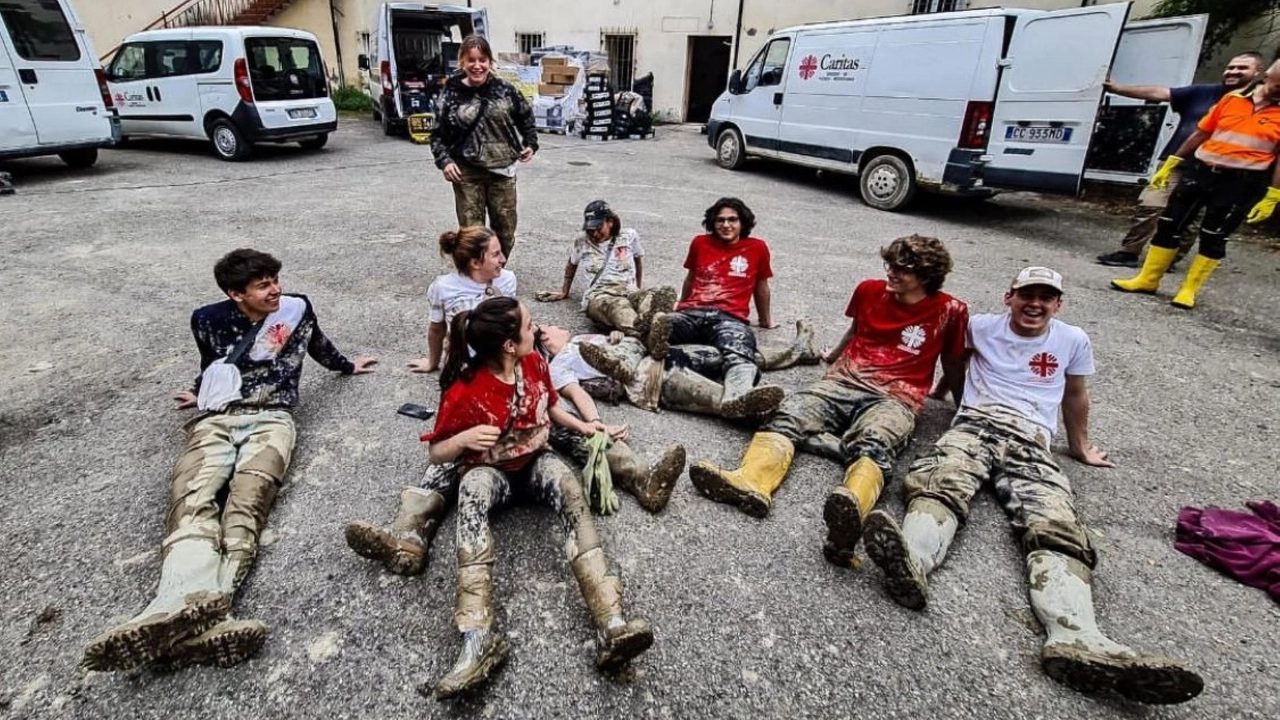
{"left": 826, "top": 279, "right": 969, "bottom": 412}
{"left": 676, "top": 233, "right": 774, "bottom": 321}
{"left": 421, "top": 352, "right": 559, "bottom": 472}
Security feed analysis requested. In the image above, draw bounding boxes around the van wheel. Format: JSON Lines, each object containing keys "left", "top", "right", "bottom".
{"left": 716, "top": 128, "right": 746, "bottom": 170}
{"left": 381, "top": 108, "right": 396, "bottom": 137}
{"left": 210, "top": 119, "right": 252, "bottom": 161}
{"left": 58, "top": 148, "right": 99, "bottom": 169}
{"left": 299, "top": 134, "right": 329, "bottom": 151}
{"left": 858, "top": 154, "right": 917, "bottom": 211}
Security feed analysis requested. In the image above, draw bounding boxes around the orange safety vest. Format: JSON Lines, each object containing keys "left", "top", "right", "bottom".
{"left": 1194, "top": 89, "right": 1280, "bottom": 171}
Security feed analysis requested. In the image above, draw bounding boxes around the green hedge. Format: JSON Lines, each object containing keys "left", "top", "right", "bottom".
{"left": 333, "top": 85, "right": 372, "bottom": 112}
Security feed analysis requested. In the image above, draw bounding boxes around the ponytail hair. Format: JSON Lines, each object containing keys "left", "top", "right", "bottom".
{"left": 439, "top": 226, "right": 500, "bottom": 274}
{"left": 440, "top": 296, "right": 523, "bottom": 391}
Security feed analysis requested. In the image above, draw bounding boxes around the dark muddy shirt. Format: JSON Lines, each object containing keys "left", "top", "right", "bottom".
{"left": 189, "top": 293, "right": 354, "bottom": 411}
{"left": 1162, "top": 83, "right": 1228, "bottom": 158}
{"left": 431, "top": 73, "right": 537, "bottom": 170}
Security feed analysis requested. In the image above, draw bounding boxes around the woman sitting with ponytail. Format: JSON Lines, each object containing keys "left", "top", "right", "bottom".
{"left": 423, "top": 296, "right": 653, "bottom": 700}
{"left": 410, "top": 226, "right": 516, "bottom": 373}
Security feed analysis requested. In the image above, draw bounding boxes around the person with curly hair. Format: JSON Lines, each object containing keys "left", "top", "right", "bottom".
{"left": 688, "top": 235, "right": 969, "bottom": 569}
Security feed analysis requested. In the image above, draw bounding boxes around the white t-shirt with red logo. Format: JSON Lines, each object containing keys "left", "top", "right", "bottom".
{"left": 676, "top": 233, "right": 773, "bottom": 322}
{"left": 961, "top": 314, "right": 1095, "bottom": 439}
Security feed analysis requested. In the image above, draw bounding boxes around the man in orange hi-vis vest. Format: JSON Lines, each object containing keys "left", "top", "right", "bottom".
{"left": 1112, "top": 59, "right": 1280, "bottom": 309}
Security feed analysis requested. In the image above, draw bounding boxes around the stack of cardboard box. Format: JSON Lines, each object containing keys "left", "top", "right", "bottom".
{"left": 538, "top": 57, "right": 580, "bottom": 97}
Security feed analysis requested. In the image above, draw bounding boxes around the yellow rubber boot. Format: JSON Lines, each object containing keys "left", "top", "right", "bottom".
{"left": 688, "top": 432, "right": 794, "bottom": 518}
{"left": 1170, "top": 255, "right": 1220, "bottom": 310}
{"left": 1111, "top": 245, "right": 1177, "bottom": 294}
{"left": 822, "top": 457, "right": 885, "bottom": 567}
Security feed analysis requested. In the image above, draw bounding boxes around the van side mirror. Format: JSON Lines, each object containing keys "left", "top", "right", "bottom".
{"left": 727, "top": 69, "right": 742, "bottom": 95}
{"left": 357, "top": 54, "right": 370, "bottom": 71}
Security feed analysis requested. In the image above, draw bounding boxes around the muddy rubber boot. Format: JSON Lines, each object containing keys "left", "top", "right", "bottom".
{"left": 82, "top": 538, "right": 231, "bottom": 671}
{"left": 822, "top": 457, "right": 885, "bottom": 567}
{"left": 863, "top": 499, "right": 958, "bottom": 611}
{"left": 153, "top": 617, "right": 268, "bottom": 671}
{"left": 433, "top": 547, "right": 507, "bottom": 699}
{"left": 608, "top": 440, "right": 686, "bottom": 513}
{"left": 580, "top": 339, "right": 644, "bottom": 385}
{"left": 646, "top": 313, "right": 673, "bottom": 359}
{"left": 689, "top": 432, "right": 794, "bottom": 518}
{"left": 657, "top": 365, "right": 723, "bottom": 415}
{"left": 571, "top": 547, "right": 654, "bottom": 671}
{"left": 1111, "top": 246, "right": 1176, "bottom": 294}
{"left": 719, "top": 364, "right": 784, "bottom": 421}
{"left": 630, "top": 286, "right": 677, "bottom": 339}
{"left": 345, "top": 486, "right": 449, "bottom": 576}
{"left": 1028, "top": 550, "right": 1203, "bottom": 704}
{"left": 1169, "top": 255, "right": 1219, "bottom": 310}
{"left": 625, "top": 357, "right": 666, "bottom": 412}
{"left": 756, "top": 319, "right": 821, "bottom": 370}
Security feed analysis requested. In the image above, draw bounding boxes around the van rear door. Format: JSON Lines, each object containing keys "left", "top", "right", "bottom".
{"left": 0, "top": 0, "right": 110, "bottom": 146}
{"left": 0, "top": 21, "right": 39, "bottom": 152}
{"left": 983, "top": 3, "right": 1130, "bottom": 195}
{"left": 1084, "top": 14, "right": 1207, "bottom": 184}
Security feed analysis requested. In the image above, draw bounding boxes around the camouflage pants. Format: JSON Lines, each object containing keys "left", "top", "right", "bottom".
{"left": 764, "top": 378, "right": 915, "bottom": 473}
{"left": 902, "top": 409, "right": 1096, "bottom": 567}
{"left": 585, "top": 288, "right": 639, "bottom": 335}
{"left": 452, "top": 162, "right": 518, "bottom": 257}
{"left": 166, "top": 410, "right": 295, "bottom": 573}
{"left": 666, "top": 308, "right": 758, "bottom": 371}
{"left": 453, "top": 453, "right": 602, "bottom": 631}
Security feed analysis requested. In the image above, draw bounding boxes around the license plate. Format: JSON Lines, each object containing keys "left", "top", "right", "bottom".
{"left": 288, "top": 107, "right": 317, "bottom": 120}
{"left": 408, "top": 113, "right": 435, "bottom": 133}
{"left": 1005, "top": 125, "right": 1072, "bottom": 143}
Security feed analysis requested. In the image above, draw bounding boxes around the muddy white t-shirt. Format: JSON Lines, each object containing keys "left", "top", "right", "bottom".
{"left": 961, "top": 314, "right": 1095, "bottom": 440}
{"left": 426, "top": 269, "right": 518, "bottom": 325}
{"left": 571, "top": 228, "right": 644, "bottom": 308}
{"left": 548, "top": 334, "right": 607, "bottom": 390}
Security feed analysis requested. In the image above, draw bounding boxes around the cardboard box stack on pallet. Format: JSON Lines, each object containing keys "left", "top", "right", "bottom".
{"left": 537, "top": 56, "right": 580, "bottom": 97}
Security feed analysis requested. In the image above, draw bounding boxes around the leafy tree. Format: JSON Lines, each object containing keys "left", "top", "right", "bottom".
{"left": 1150, "top": 0, "right": 1280, "bottom": 61}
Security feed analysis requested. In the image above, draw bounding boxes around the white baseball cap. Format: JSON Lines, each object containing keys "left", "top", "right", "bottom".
{"left": 1010, "top": 266, "right": 1063, "bottom": 292}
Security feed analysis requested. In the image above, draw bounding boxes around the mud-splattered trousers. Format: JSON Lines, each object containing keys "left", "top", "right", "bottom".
{"left": 666, "top": 308, "right": 758, "bottom": 372}
{"left": 453, "top": 163, "right": 519, "bottom": 258}
{"left": 1117, "top": 170, "right": 1197, "bottom": 259}
{"left": 585, "top": 285, "right": 670, "bottom": 337}
{"left": 902, "top": 408, "right": 1097, "bottom": 568}
{"left": 1150, "top": 160, "right": 1268, "bottom": 261}
{"left": 763, "top": 378, "right": 916, "bottom": 473}
{"left": 167, "top": 409, "right": 295, "bottom": 587}
{"left": 452, "top": 453, "right": 607, "bottom": 631}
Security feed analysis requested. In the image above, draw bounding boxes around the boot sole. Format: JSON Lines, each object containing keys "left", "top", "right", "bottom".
{"left": 579, "top": 342, "right": 635, "bottom": 384}
{"left": 344, "top": 522, "right": 427, "bottom": 576}
{"left": 154, "top": 619, "right": 267, "bottom": 671}
{"left": 1108, "top": 282, "right": 1157, "bottom": 295}
{"left": 647, "top": 317, "right": 672, "bottom": 360}
{"left": 863, "top": 512, "right": 927, "bottom": 611}
{"left": 688, "top": 462, "right": 770, "bottom": 518}
{"left": 432, "top": 636, "right": 511, "bottom": 700}
{"left": 596, "top": 623, "right": 654, "bottom": 671}
{"left": 635, "top": 287, "right": 677, "bottom": 339}
{"left": 1169, "top": 300, "right": 1194, "bottom": 310}
{"left": 1042, "top": 645, "right": 1203, "bottom": 704}
{"left": 635, "top": 446, "right": 686, "bottom": 514}
{"left": 720, "top": 385, "right": 785, "bottom": 421}
{"left": 822, "top": 489, "right": 864, "bottom": 568}
{"left": 82, "top": 591, "right": 232, "bottom": 672}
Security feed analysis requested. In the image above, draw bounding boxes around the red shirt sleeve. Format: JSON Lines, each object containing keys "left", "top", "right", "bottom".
{"left": 756, "top": 240, "right": 774, "bottom": 280}
{"left": 845, "top": 279, "right": 871, "bottom": 319}
{"left": 682, "top": 236, "right": 700, "bottom": 271}
{"left": 944, "top": 300, "right": 970, "bottom": 359}
{"left": 420, "top": 383, "right": 473, "bottom": 442}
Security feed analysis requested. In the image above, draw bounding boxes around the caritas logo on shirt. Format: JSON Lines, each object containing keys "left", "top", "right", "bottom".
{"left": 728, "top": 255, "right": 749, "bottom": 277}
{"left": 1027, "top": 352, "right": 1060, "bottom": 381}
{"left": 898, "top": 324, "right": 926, "bottom": 355}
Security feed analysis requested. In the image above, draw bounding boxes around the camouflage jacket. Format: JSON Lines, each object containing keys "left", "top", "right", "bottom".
{"left": 189, "top": 294, "right": 354, "bottom": 411}
{"left": 431, "top": 73, "right": 537, "bottom": 170}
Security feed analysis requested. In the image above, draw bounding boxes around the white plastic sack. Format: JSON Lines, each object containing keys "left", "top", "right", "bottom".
{"left": 196, "top": 360, "right": 243, "bottom": 412}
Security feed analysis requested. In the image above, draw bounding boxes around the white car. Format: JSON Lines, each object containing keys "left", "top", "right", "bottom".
{"left": 0, "top": 0, "right": 120, "bottom": 168}
{"left": 106, "top": 26, "right": 336, "bottom": 161}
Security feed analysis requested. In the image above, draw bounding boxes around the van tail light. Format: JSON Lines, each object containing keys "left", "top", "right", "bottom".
{"left": 95, "top": 67, "right": 113, "bottom": 108}
{"left": 380, "top": 60, "right": 393, "bottom": 96}
{"left": 960, "top": 100, "right": 993, "bottom": 150}
{"left": 234, "top": 58, "right": 254, "bottom": 104}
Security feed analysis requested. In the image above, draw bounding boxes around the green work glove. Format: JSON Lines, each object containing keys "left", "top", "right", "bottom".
{"left": 581, "top": 431, "right": 620, "bottom": 516}
{"left": 1246, "top": 186, "right": 1280, "bottom": 224}
{"left": 1147, "top": 155, "right": 1183, "bottom": 190}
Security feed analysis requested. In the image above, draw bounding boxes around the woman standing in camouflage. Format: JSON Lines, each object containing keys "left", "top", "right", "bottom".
{"left": 431, "top": 36, "right": 538, "bottom": 259}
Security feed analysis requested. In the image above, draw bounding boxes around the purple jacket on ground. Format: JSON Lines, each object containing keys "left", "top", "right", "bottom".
{"left": 1176, "top": 501, "right": 1280, "bottom": 603}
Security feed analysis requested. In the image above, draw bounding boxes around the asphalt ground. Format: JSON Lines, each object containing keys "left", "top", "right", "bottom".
{"left": 1, "top": 121, "right": 1278, "bottom": 720}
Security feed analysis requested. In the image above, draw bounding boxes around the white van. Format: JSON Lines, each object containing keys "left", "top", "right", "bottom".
{"left": 0, "top": 0, "right": 120, "bottom": 168}
{"left": 106, "top": 26, "right": 336, "bottom": 161}
{"left": 706, "top": 2, "right": 1205, "bottom": 210}
{"left": 358, "top": 3, "right": 488, "bottom": 136}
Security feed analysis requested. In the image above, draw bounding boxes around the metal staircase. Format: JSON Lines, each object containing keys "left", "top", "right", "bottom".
{"left": 100, "top": 0, "right": 298, "bottom": 60}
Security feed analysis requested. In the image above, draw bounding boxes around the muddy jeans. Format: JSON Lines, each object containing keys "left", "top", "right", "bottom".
{"left": 666, "top": 308, "right": 758, "bottom": 372}
{"left": 452, "top": 162, "right": 518, "bottom": 257}
{"left": 902, "top": 408, "right": 1096, "bottom": 567}
{"left": 453, "top": 453, "right": 603, "bottom": 631}
{"left": 166, "top": 410, "right": 295, "bottom": 582}
{"left": 764, "top": 378, "right": 915, "bottom": 473}
{"left": 1117, "top": 171, "right": 1198, "bottom": 259}
{"left": 1150, "top": 160, "right": 1268, "bottom": 261}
